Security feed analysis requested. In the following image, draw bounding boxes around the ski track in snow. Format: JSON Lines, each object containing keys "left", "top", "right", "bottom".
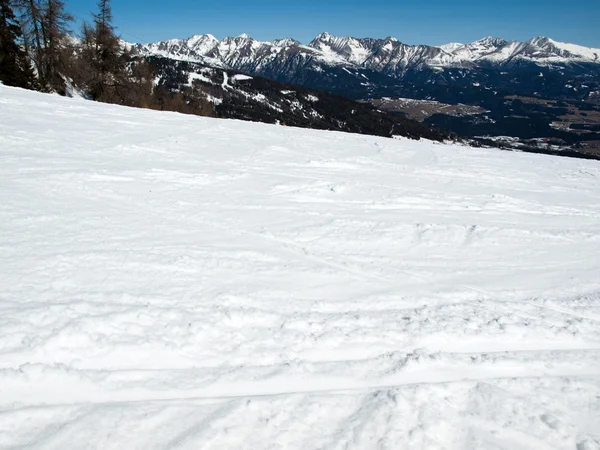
{"left": 1, "top": 85, "right": 600, "bottom": 449}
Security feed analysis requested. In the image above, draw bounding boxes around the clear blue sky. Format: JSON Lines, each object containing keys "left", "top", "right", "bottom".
{"left": 66, "top": 0, "right": 600, "bottom": 48}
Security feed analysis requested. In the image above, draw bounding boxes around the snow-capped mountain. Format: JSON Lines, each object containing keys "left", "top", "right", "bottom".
{"left": 434, "top": 36, "right": 600, "bottom": 68}
{"left": 309, "top": 33, "right": 600, "bottom": 69}
{"left": 132, "top": 33, "right": 316, "bottom": 72}
{"left": 132, "top": 32, "right": 600, "bottom": 78}
{"left": 130, "top": 32, "right": 600, "bottom": 105}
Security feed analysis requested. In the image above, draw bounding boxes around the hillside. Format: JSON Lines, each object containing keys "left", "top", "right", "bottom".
{"left": 147, "top": 56, "right": 451, "bottom": 141}
{"left": 1, "top": 85, "right": 600, "bottom": 449}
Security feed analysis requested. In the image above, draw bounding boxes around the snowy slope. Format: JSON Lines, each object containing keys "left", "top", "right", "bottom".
{"left": 1, "top": 85, "right": 600, "bottom": 449}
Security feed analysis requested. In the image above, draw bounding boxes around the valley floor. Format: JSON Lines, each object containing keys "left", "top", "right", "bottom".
{"left": 1, "top": 86, "right": 600, "bottom": 449}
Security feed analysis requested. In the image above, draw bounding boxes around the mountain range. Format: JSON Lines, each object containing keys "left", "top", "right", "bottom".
{"left": 129, "top": 32, "right": 600, "bottom": 104}
{"left": 132, "top": 33, "right": 600, "bottom": 75}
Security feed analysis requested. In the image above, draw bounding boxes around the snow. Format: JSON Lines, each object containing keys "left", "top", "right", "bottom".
{"left": 531, "top": 37, "right": 600, "bottom": 61}
{"left": 272, "top": 38, "right": 299, "bottom": 47}
{"left": 231, "top": 74, "right": 253, "bottom": 81}
{"left": 186, "top": 34, "right": 220, "bottom": 56}
{"left": 1, "top": 85, "right": 600, "bottom": 449}
{"left": 347, "top": 44, "right": 371, "bottom": 64}
{"left": 439, "top": 42, "right": 463, "bottom": 53}
{"left": 187, "top": 71, "right": 213, "bottom": 85}
{"left": 221, "top": 71, "right": 229, "bottom": 89}
{"left": 204, "top": 93, "right": 222, "bottom": 105}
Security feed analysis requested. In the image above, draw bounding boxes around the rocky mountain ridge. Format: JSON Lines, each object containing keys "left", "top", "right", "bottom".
{"left": 131, "top": 32, "right": 600, "bottom": 79}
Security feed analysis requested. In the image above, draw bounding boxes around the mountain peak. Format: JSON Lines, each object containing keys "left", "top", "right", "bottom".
{"left": 529, "top": 35, "right": 552, "bottom": 42}
{"left": 315, "top": 32, "right": 333, "bottom": 40}
{"left": 272, "top": 37, "right": 300, "bottom": 47}
{"left": 524, "top": 36, "right": 600, "bottom": 61}
{"left": 237, "top": 33, "right": 251, "bottom": 39}
{"left": 187, "top": 34, "right": 218, "bottom": 44}
{"left": 439, "top": 42, "right": 463, "bottom": 53}
{"left": 473, "top": 36, "right": 507, "bottom": 47}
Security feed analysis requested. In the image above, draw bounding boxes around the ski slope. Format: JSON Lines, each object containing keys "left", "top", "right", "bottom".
{"left": 1, "top": 85, "right": 600, "bottom": 449}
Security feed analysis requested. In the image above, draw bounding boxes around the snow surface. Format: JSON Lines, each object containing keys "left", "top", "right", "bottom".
{"left": 188, "top": 71, "right": 213, "bottom": 86}
{"left": 439, "top": 42, "right": 463, "bottom": 53}
{"left": 231, "top": 74, "right": 253, "bottom": 82}
{"left": 1, "top": 85, "right": 600, "bottom": 449}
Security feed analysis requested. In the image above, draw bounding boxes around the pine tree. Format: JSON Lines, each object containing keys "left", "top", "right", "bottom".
{"left": 41, "top": 0, "right": 73, "bottom": 91}
{"left": 0, "top": 0, "right": 35, "bottom": 88}
{"left": 75, "top": 0, "right": 155, "bottom": 106}
{"left": 81, "top": 0, "right": 125, "bottom": 101}
{"left": 16, "top": 0, "right": 43, "bottom": 80}
{"left": 16, "top": 0, "right": 72, "bottom": 91}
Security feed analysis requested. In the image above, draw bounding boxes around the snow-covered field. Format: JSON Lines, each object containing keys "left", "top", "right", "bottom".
{"left": 1, "top": 85, "right": 600, "bottom": 449}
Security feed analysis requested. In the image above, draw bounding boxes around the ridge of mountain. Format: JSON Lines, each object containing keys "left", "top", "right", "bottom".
{"left": 131, "top": 33, "right": 600, "bottom": 77}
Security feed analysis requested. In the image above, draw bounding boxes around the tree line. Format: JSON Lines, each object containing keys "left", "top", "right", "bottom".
{"left": 0, "top": 0, "right": 188, "bottom": 110}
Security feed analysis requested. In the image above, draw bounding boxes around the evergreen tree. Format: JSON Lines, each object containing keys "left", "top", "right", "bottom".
{"left": 80, "top": 0, "right": 124, "bottom": 101}
{"left": 67, "top": 0, "right": 154, "bottom": 106}
{"left": 41, "top": 0, "right": 73, "bottom": 91}
{"left": 16, "top": 0, "right": 43, "bottom": 80}
{"left": 16, "top": 0, "right": 72, "bottom": 91}
{"left": 0, "top": 0, "right": 35, "bottom": 88}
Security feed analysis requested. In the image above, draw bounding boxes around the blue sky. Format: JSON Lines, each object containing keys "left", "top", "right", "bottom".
{"left": 66, "top": 0, "right": 600, "bottom": 47}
